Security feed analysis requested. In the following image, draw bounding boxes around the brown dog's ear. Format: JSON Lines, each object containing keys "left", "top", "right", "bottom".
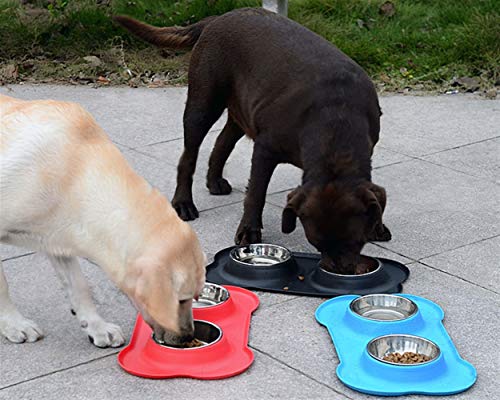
{"left": 282, "top": 187, "right": 306, "bottom": 234}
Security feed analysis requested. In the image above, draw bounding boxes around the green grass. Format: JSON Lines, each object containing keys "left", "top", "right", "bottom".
{"left": 0, "top": 0, "right": 498, "bottom": 91}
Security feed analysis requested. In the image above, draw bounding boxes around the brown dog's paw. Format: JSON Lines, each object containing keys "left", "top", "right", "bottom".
{"left": 172, "top": 200, "right": 199, "bottom": 221}
{"left": 207, "top": 177, "right": 232, "bottom": 195}
{"left": 234, "top": 225, "right": 262, "bottom": 245}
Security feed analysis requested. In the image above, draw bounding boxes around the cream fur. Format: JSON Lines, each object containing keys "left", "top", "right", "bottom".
{"left": 0, "top": 94, "right": 206, "bottom": 347}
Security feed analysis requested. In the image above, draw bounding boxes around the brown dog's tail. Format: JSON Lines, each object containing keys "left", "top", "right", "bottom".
{"left": 113, "top": 15, "right": 217, "bottom": 50}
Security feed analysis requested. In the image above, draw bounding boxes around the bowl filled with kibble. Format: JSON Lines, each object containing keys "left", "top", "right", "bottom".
{"left": 367, "top": 334, "right": 441, "bottom": 366}
{"left": 153, "top": 320, "right": 222, "bottom": 350}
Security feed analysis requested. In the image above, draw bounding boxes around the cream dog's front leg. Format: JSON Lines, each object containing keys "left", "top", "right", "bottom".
{"left": 48, "top": 255, "right": 125, "bottom": 348}
{"left": 0, "top": 259, "right": 44, "bottom": 343}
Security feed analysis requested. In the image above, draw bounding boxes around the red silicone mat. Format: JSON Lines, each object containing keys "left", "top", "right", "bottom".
{"left": 117, "top": 286, "right": 259, "bottom": 379}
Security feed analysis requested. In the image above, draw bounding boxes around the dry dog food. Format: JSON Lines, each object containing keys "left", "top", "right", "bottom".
{"left": 182, "top": 338, "right": 205, "bottom": 348}
{"left": 383, "top": 351, "right": 431, "bottom": 364}
{"left": 355, "top": 263, "right": 376, "bottom": 275}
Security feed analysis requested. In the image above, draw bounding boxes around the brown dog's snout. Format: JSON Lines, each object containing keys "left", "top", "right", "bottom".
{"left": 320, "top": 248, "right": 363, "bottom": 275}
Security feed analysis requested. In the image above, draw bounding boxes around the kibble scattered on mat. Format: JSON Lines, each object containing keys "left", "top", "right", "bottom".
{"left": 383, "top": 351, "right": 431, "bottom": 364}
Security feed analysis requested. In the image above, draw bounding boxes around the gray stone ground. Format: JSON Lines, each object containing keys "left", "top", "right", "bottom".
{"left": 0, "top": 85, "right": 498, "bottom": 400}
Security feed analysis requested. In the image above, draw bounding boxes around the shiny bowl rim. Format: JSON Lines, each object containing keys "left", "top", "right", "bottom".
{"left": 319, "top": 255, "right": 382, "bottom": 277}
{"left": 192, "top": 282, "right": 230, "bottom": 309}
{"left": 367, "top": 334, "right": 441, "bottom": 366}
{"left": 152, "top": 319, "right": 223, "bottom": 350}
{"left": 349, "top": 294, "right": 418, "bottom": 321}
{"left": 229, "top": 243, "right": 292, "bottom": 266}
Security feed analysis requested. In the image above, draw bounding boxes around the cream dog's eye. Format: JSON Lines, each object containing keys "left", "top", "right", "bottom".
{"left": 179, "top": 299, "right": 190, "bottom": 305}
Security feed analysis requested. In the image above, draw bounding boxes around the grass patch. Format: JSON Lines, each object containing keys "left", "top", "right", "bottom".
{"left": 0, "top": 0, "right": 498, "bottom": 92}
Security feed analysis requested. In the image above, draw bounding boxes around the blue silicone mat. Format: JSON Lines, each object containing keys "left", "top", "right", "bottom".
{"left": 315, "top": 294, "right": 477, "bottom": 396}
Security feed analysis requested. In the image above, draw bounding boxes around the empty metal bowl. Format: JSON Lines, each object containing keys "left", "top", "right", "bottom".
{"left": 230, "top": 244, "right": 291, "bottom": 266}
{"left": 350, "top": 294, "right": 418, "bottom": 321}
{"left": 153, "top": 320, "right": 222, "bottom": 350}
{"left": 193, "top": 283, "right": 230, "bottom": 308}
{"left": 367, "top": 334, "right": 440, "bottom": 366}
{"left": 319, "top": 255, "right": 381, "bottom": 276}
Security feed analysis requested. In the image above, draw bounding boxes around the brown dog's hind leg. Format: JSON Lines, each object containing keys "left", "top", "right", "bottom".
{"left": 173, "top": 94, "right": 226, "bottom": 221}
{"left": 235, "top": 142, "right": 278, "bottom": 245}
{"left": 207, "top": 116, "right": 244, "bottom": 195}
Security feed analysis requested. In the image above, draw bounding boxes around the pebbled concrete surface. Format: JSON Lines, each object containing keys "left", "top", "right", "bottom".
{"left": 1, "top": 84, "right": 499, "bottom": 400}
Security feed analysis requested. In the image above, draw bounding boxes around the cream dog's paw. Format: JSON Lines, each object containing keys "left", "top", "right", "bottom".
{"left": 0, "top": 314, "right": 44, "bottom": 343}
{"left": 82, "top": 318, "right": 125, "bottom": 348}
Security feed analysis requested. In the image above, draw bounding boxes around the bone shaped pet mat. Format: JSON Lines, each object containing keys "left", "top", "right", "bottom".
{"left": 118, "top": 285, "right": 259, "bottom": 379}
{"left": 316, "top": 294, "right": 476, "bottom": 396}
{"left": 206, "top": 244, "right": 409, "bottom": 297}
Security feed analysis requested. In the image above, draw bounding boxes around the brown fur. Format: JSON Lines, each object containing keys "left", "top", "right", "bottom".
{"left": 115, "top": 8, "right": 392, "bottom": 274}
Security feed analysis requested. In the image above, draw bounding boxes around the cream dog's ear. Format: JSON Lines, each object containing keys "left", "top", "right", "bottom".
{"left": 125, "top": 256, "right": 180, "bottom": 333}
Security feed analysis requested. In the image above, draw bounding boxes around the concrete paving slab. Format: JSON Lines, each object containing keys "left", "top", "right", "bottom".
{"left": 2, "top": 86, "right": 498, "bottom": 400}
{"left": 403, "top": 263, "right": 499, "bottom": 399}
{"left": 137, "top": 135, "right": 304, "bottom": 195}
{"left": 379, "top": 95, "right": 500, "bottom": 157}
{"left": 419, "top": 235, "right": 500, "bottom": 293}
{"left": 0, "top": 245, "right": 32, "bottom": 262}
{"left": 423, "top": 137, "right": 500, "bottom": 184}
{"left": 370, "top": 159, "right": 500, "bottom": 260}
{"left": 191, "top": 200, "right": 409, "bottom": 265}
{"left": 138, "top": 135, "right": 413, "bottom": 196}
{"left": 372, "top": 145, "right": 413, "bottom": 168}
{"left": 250, "top": 261, "right": 499, "bottom": 399}
{"left": 0, "top": 350, "right": 347, "bottom": 400}
{"left": 0, "top": 85, "right": 226, "bottom": 148}
{"left": 0, "top": 253, "right": 136, "bottom": 388}
{"left": 121, "top": 149, "right": 245, "bottom": 213}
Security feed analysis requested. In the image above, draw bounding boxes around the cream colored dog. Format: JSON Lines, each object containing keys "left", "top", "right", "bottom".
{"left": 0, "top": 94, "right": 206, "bottom": 348}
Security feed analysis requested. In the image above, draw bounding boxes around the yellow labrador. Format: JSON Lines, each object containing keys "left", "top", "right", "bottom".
{"left": 0, "top": 94, "right": 206, "bottom": 347}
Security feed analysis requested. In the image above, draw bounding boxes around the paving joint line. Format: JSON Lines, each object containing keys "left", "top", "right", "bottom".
{"left": 415, "top": 260, "right": 499, "bottom": 295}
{"left": 249, "top": 347, "right": 356, "bottom": 400}
{"left": 129, "top": 127, "right": 224, "bottom": 152}
{"left": 0, "top": 351, "right": 119, "bottom": 391}
{"left": 198, "top": 199, "right": 245, "bottom": 215}
{"left": 135, "top": 136, "right": 183, "bottom": 149}
{"left": 415, "top": 157, "right": 500, "bottom": 185}
{"left": 372, "top": 240, "right": 500, "bottom": 295}
{"left": 378, "top": 144, "right": 500, "bottom": 184}
{"left": 1, "top": 252, "right": 35, "bottom": 262}
{"left": 257, "top": 295, "right": 301, "bottom": 310}
{"left": 372, "top": 158, "right": 415, "bottom": 170}
{"left": 417, "top": 233, "right": 500, "bottom": 261}
{"left": 420, "top": 135, "right": 500, "bottom": 157}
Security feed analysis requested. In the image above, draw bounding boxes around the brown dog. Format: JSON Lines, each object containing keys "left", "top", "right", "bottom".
{"left": 115, "top": 8, "right": 392, "bottom": 274}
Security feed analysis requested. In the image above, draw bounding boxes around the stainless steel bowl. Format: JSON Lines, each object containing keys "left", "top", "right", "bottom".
{"left": 193, "top": 283, "right": 229, "bottom": 308}
{"left": 319, "top": 255, "right": 381, "bottom": 276}
{"left": 350, "top": 294, "right": 418, "bottom": 321}
{"left": 230, "top": 244, "right": 291, "bottom": 266}
{"left": 367, "top": 334, "right": 440, "bottom": 366}
{"left": 153, "top": 320, "right": 222, "bottom": 350}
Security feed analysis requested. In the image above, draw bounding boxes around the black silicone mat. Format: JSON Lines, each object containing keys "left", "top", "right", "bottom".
{"left": 206, "top": 246, "right": 410, "bottom": 297}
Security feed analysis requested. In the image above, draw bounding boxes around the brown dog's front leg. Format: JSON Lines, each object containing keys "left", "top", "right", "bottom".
{"left": 207, "top": 116, "right": 245, "bottom": 195}
{"left": 235, "top": 143, "right": 278, "bottom": 245}
{"left": 173, "top": 99, "right": 225, "bottom": 221}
